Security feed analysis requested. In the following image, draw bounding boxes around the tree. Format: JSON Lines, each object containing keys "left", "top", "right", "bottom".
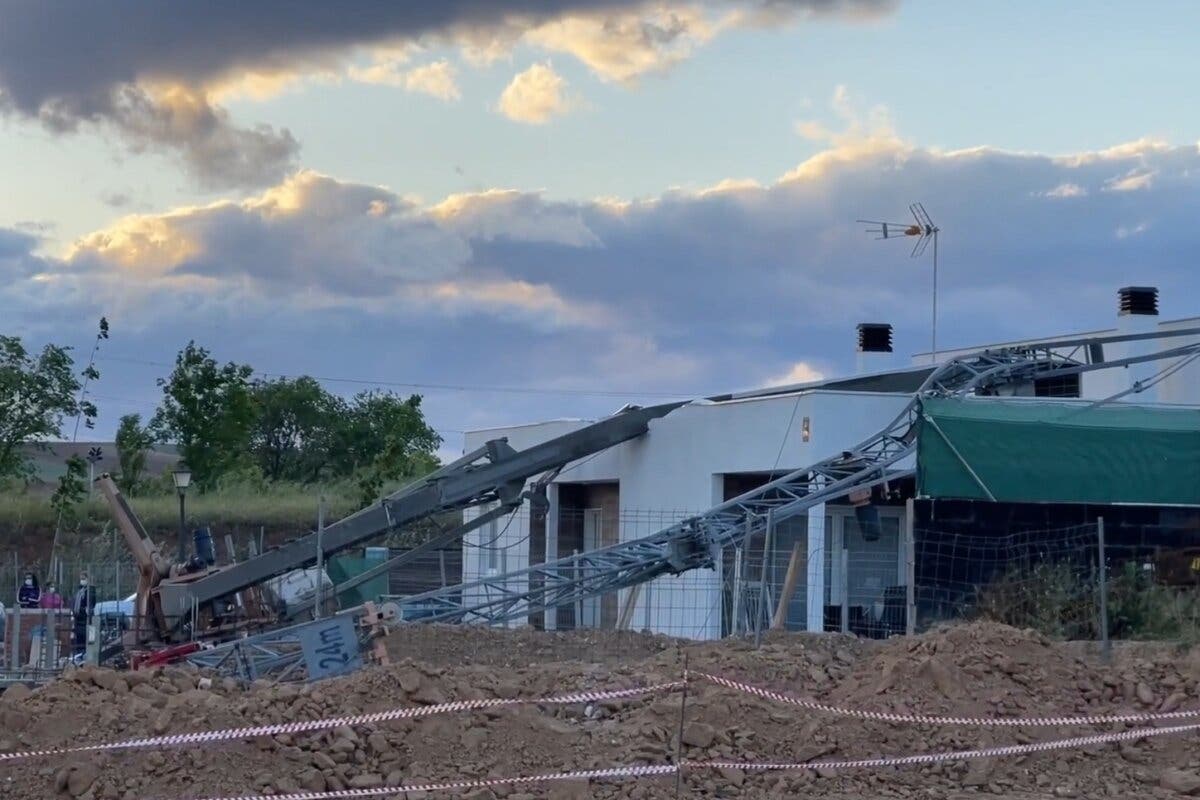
{"left": 250, "top": 377, "right": 343, "bottom": 482}
{"left": 335, "top": 391, "right": 442, "bottom": 505}
{"left": 0, "top": 335, "right": 94, "bottom": 485}
{"left": 50, "top": 455, "right": 87, "bottom": 522}
{"left": 115, "top": 413, "right": 155, "bottom": 493}
{"left": 151, "top": 341, "right": 257, "bottom": 490}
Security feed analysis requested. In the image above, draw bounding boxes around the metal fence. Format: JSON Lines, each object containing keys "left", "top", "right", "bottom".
{"left": 6, "top": 507, "right": 1200, "bottom": 677}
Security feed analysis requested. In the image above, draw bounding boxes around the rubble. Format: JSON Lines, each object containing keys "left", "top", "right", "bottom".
{"left": 0, "top": 622, "right": 1198, "bottom": 798}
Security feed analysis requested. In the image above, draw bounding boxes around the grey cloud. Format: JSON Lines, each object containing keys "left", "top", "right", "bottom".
{"left": 10, "top": 135, "right": 1198, "bottom": 446}
{"left": 0, "top": 1, "right": 889, "bottom": 110}
{"left": 0, "top": 1, "right": 886, "bottom": 188}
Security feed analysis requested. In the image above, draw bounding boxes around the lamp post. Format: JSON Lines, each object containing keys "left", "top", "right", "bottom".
{"left": 172, "top": 468, "right": 192, "bottom": 563}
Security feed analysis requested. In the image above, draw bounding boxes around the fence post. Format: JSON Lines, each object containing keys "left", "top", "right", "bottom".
{"left": 905, "top": 498, "right": 916, "bottom": 636}
{"left": 315, "top": 494, "right": 325, "bottom": 620}
{"left": 1097, "top": 516, "right": 1110, "bottom": 662}
{"left": 754, "top": 510, "right": 775, "bottom": 649}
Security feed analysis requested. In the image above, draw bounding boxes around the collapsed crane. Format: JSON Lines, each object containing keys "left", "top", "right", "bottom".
{"left": 384, "top": 327, "right": 1200, "bottom": 627}
{"left": 95, "top": 401, "right": 685, "bottom": 651}
{"left": 97, "top": 326, "right": 1200, "bottom": 679}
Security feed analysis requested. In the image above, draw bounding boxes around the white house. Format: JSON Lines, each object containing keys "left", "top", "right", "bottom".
{"left": 461, "top": 287, "right": 1200, "bottom": 639}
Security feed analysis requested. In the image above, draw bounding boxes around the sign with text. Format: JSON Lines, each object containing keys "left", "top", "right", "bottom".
{"left": 297, "top": 615, "right": 362, "bottom": 681}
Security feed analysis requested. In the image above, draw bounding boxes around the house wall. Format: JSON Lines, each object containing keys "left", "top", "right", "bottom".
{"left": 460, "top": 390, "right": 914, "bottom": 637}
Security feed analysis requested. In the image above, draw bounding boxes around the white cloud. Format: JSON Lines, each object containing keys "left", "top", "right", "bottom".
{"left": 522, "top": 6, "right": 718, "bottom": 84}
{"left": 402, "top": 61, "right": 461, "bottom": 101}
{"left": 1104, "top": 169, "right": 1156, "bottom": 192}
{"left": 497, "top": 63, "right": 575, "bottom": 124}
{"left": 764, "top": 361, "right": 826, "bottom": 387}
{"left": 1042, "top": 182, "right": 1087, "bottom": 199}
{"left": 348, "top": 55, "right": 461, "bottom": 101}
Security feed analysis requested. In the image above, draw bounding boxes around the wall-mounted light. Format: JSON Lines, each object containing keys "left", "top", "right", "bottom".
{"left": 801, "top": 416, "right": 811, "bottom": 442}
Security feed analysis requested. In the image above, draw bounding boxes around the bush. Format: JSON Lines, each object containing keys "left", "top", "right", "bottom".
{"left": 974, "top": 558, "right": 1200, "bottom": 642}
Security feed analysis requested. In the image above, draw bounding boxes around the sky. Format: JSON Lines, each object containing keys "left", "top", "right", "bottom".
{"left": 3, "top": 0, "right": 1200, "bottom": 461}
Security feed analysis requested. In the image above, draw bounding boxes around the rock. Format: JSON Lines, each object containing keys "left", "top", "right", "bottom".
{"left": 1161, "top": 692, "right": 1187, "bottom": 713}
{"left": 1160, "top": 769, "right": 1200, "bottom": 795}
{"left": 396, "top": 667, "right": 424, "bottom": 694}
{"left": 546, "top": 779, "right": 590, "bottom": 799}
{"left": 367, "top": 732, "right": 391, "bottom": 754}
{"left": 3, "top": 683, "right": 32, "bottom": 703}
{"left": 1136, "top": 683, "right": 1156, "bottom": 706}
{"left": 717, "top": 767, "right": 745, "bottom": 786}
{"left": 347, "top": 773, "right": 384, "bottom": 789}
{"left": 313, "top": 752, "right": 337, "bottom": 771}
{"left": 67, "top": 763, "right": 101, "bottom": 797}
{"left": 300, "top": 771, "right": 327, "bottom": 791}
{"left": 90, "top": 671, "right": 118, "bottom": 691}
{"left": 681, "top": 722, "right": 715, "bottom": 749}
{"left": 412, "top": 684, "right": 448, "bottom": 706}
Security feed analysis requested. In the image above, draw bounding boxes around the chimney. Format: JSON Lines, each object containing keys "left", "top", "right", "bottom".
{"left": 1117, "top": 286, "right": 1159, "bottom": 402}
{"left": 856, "top": 323, "right": 893, "bottom": 374}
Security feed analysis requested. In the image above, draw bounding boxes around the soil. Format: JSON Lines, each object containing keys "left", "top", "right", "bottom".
{"left": 3, "top": 621, "right": 1200, "bottom": 799}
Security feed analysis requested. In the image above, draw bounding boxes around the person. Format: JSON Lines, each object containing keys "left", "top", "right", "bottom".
{"left": 71, "top": 573, "right": 96, "bottom": 657}
{"left": 17, "top": 572, "right": 40, "bottom": 608}
{"left": 39, "top": 583, "right": 63, "bottom": 610}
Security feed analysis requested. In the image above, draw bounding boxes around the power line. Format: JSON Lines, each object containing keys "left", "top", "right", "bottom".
{"left": 94, "top": 354, "right": 695, "bottom": 399}
{"left": 84, "top": 393, "right": 467, "bottom": 436}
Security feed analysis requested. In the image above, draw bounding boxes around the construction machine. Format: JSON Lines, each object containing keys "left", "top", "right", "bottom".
{"left": 94, "top": 326, "right": 1200, "bottom": 679}
{"left": 94, "top": 402, "right": 687, "bottom": 658}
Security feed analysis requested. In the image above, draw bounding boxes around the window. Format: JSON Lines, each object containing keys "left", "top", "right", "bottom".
{"left": 1034, "top": 373, "right": 1081, "bottom": 398}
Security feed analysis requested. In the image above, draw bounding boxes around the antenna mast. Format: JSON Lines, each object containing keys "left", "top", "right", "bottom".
{"left": 857, "top": 203, "right": 941, "bottom": 362}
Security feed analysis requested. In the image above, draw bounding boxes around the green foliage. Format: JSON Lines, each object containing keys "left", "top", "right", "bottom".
{"left": 49, "top": 454, "right": 88, "bottom": 522}
{"left": 1107, "top": 562, "right": 1200, "bottom": 642}
{"left": 114, "top": 413, "right": 155, "bottom": 493}
{"left": 251, "top": 376, "right": 342, "bottom": 482}
{"left": 975, "top": 559, "right": 1200, "bottom": 642}
{"left": 151, "top": 341, "right": 257, "bottom": 490}
{"left": 337, "top": 391, "right": 442, "bottom": 506}
{"left": 0, "top": 334, "right": 90, "bottom": 484}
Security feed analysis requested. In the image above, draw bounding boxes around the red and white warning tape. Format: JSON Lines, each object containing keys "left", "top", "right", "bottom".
{"left": 179, "top": 722, "right": 1200, "bottom": 800}
{"left": 696, "top": 671, "right": 1200, "bottom": 727}
{"left": 0, "top": 681, "right": 682, "bottom": 763}
{"left": 698, "top": 720, "right": 1200, "bottom": 772}
{"left": 179, "top": 764, "right": 678, "bottom": 800}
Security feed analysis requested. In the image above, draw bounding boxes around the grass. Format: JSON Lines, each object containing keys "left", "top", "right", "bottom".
{"left": 0, "top": 483, "right": 367, "bottom": 530}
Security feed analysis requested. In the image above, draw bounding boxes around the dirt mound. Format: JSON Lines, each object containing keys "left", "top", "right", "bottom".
{"left": 2, "top": 622, "right": 1199, "bottom": 799}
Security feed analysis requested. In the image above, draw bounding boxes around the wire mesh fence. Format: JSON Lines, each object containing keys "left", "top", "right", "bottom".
{"left": 6, "top": 503, "right": 1200, "bottom": 676}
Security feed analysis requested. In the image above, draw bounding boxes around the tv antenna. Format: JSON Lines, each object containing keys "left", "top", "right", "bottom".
{"left": 857, "top": 203, "right": 941, "bottom": 363}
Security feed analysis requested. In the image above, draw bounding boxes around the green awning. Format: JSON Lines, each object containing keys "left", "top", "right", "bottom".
{"left": 917, "top": 398, "right": 1200, "bottom": 505}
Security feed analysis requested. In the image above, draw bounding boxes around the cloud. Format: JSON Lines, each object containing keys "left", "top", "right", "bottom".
{"left": 0, "top": 2, "right": 892, "bottom": 186}
{"left": 1104, "top": 169, "right": 1156, "bottom": 193}
{"left": 764, "top": 361, "right": 826, "bottom": 386}
{"left": 1041, "top": 182, "right": 1087, "bottom": 199}
{"left": 9, "top": 125, "right": 1200, "bottom": 446}
{"left": 348, "top": 56, "right": 462, "bottom": 101}
{"left": 431, "top": 189, "right": 601, "bottom": 246}
{"left": 101, "top": 192, "right": 132, "bottom": 208}
{"left": 402, "top": 61, "right": 462, "bottom": 100}
{"left": 497, "top": 63, "right": 576, "bottom": 123}
{"left": 522, "top": 6, "right": 718, "bottom": 83}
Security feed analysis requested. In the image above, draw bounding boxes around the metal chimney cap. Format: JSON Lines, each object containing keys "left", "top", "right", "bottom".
{"left": 857, "top": 323, "right": 894, "bottom": 353}
{"left": 1118, "top": 286, "right": 1158, "bottom": 316}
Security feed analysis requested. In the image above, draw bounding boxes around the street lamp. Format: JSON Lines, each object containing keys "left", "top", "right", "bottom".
{"left": 172, "top": 468, "right": 192, "bottom": 563}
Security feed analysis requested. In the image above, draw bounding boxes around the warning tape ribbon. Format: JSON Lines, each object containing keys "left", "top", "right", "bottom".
{"left": 699, "top": 721, "right": 1200, "bottom": 771}
{"left": 179, "top": 722, "right": 1200, "bottom": 800}
{"left": 0, "top": 681, "right": 682, "bottom": 763}
{"left": 180, "top": 764, "right": 678, "bottom": 800}
{"left": 696, "top": 671, "right": 1200, "bottom": 727}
